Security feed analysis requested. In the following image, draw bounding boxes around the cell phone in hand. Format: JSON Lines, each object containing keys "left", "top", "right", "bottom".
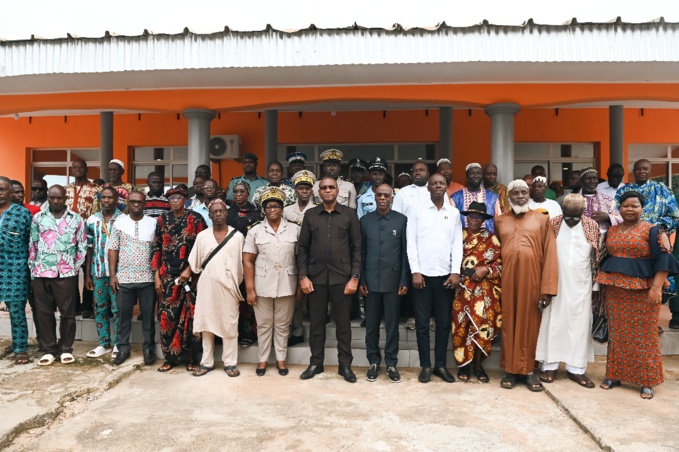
{"left": 538, "top": 299, "right": 546, "bottom": 313}
{"left": 463, "top": 267, "right": 475, "bottom": 278}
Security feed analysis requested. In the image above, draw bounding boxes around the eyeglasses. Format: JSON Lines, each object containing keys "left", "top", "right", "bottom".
{"left": 168, "top": 195, "right": 184, "bottom": 201}
{"left": 319, "top": 185, "right": 337, "bottom": 190}
{"left": 31, "top": 187, "right": 46, "bottom": 191}
{"left": 564, "top": 216, "right": 581, "bottom": 221}
{"left": 264, "top": 205, "right": 282, "bottom": 211}
{"left": 467, "top": 214, "right": 485, "bottom": 221}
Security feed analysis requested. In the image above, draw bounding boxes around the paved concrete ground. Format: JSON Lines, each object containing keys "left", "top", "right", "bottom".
{"left": 1, "top": 340, "right": 678, "bottom": 451}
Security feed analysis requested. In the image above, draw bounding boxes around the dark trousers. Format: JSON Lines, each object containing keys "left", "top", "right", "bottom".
{"left": 32, "top": 276, "right": 77, "bottom": 355}
{"left": 116, "top": 282, "right": 156, "bottom": 354}
{"left": 308, "top": 283, "right": 353, "bottom": 367}
{"left": 413, "top": 275, "right": 453, "bottom": 368}
{"left": 365, "top": 291, "right": 400, "bottom": 367}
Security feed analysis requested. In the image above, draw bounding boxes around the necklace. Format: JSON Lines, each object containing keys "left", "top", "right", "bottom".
{"left": 619, "top": 220, "right": 642, "bottom": 234}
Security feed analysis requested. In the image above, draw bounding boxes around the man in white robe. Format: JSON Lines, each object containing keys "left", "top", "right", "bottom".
{"left": 536, "top": 194, "right": 601, "bottom": 388}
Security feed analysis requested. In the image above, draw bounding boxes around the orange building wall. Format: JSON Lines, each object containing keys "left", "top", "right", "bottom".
{"left": 2, "top": 106, "right": 679, "bottom": 188}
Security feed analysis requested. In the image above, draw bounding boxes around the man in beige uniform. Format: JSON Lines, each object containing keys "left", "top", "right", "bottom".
{"left": 284, "top": 171, "right": 317, "bottom": 346}
{"left": 312, "top": 149, "right": 357, "bottom": 208}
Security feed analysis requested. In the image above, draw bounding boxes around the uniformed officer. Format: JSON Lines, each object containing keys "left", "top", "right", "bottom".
{"left": 359, "top": 183, "right": 409, "bottom": 383}
{"left": 251, "top": 161, "right": 297, "bottom": 211}
{"left": 243, "top": 187, "right": 301, "bottom": 376}
{"left": 312, "top": 149, "right": 357, "bottom": 208}
{"left": 357, "top": 157, "right": 391, "bottom": 219}
{"left": 226, "top": 153, "right": 268, "bottom": 203}
{"left": 349, "top": 158, "right": 370, "bottom": 196}
{"left": 283, "top": 151, "right": 307, "bottom": 188}
{"left": 283, "top": 170, "right": 317, "bottom": 346}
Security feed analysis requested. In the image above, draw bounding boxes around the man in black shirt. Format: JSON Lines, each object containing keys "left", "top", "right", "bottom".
{"left": 297, "top": 177, "right": 362, "bottom": 383}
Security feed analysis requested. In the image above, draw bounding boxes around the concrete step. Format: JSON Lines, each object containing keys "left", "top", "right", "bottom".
{"left": 3, "top": 312, "right": 679, "bottom": 370}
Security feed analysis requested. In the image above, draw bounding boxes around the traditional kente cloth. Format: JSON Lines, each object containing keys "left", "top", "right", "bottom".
{"left": 579, "top": 190, "right": 622, "bottom": 233}
{"left": 0, "top": 204, "right": 32, "bottom": 353}
{"left": 151, "top": 210, "right": 208, "bottom": 363}
{"left": 615, "top": 180, "right": 679, "bottom": 234}
{"left": 495, "top": 210, "right": 558, "bottom": 375}
{"left": 596, "top": 222, "right": 679, "bottom": 386}
{"left": 452, "top": 228, "right": 502, "bottom": 366}
{"left": 450, "top": 187, "right": 500, "bottom": 233}
{"left": 486, "top": 182, "right": 511, "bottom": 214}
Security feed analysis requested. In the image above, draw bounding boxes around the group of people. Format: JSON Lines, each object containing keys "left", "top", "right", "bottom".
{"left": 2, "top": 150, "right": 678, "bottom": 400}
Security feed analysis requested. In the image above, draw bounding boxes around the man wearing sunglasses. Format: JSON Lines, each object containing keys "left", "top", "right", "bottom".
{"left": 29, "top": 179, "right": 48, "bottom": 211}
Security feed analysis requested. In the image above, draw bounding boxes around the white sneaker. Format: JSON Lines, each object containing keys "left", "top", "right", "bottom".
{"left": 111, "top": 346, "right": 119, "bottom": 359}
{"left": 406, "top": 318, "right": 416, "bottom": 330}
{"left": 86, "top": 346, "right": 111, "bottom": 358}
{"left": 429, "top": 318, "right": 436, "bottom": 331}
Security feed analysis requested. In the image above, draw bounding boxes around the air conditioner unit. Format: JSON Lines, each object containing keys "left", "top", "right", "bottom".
{"left": 209, "top": 135, "right": 241, "bottom": 160}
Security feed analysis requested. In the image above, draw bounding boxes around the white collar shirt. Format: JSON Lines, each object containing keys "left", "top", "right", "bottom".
{"left": 597, "top": 181, "right": 624, "bottom": 200}
{"left": 392, "top": 184, "right": 429, "bottom": 219}
{"left": 406, "top": 197, "right": 463, "bottom": 277}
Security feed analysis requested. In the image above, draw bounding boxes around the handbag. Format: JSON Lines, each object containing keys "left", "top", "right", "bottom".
{"left": 591, "top": 288, "right": 608, "bottom": 344}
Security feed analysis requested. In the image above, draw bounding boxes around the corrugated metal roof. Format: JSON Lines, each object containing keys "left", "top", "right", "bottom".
{"left": 1, "top": 19, "right": 678, "bottom": 78}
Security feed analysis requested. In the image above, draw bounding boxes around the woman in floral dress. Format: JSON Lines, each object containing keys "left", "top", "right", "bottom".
{"left": 452, "top": 201, "right": 502, "bottom": 383}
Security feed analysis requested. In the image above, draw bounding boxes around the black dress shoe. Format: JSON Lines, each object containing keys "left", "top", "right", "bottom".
{"left": 418, "top": 367, "right": 432, "bottom": 383}
{"left": 113, "top": 351, "right": 131, "bottom": 366}
{"left": 433, "top": 367, "right": 456, "bottom": 383}
{"left": 143, "top": 349, "right": 156, "bottom": 365}
{"left": 338, "top": 366, "right": 357, "bottom": 383}
{"left": 366, "top": 364, "right": 379, "bottom": 382}
{"left": 300, "top": 364, "right": 324, "bottom": 380}
{"left": 287, "top": 335, "right": 304, "bottom": 346}
{"left": 276, "top": 363, "right": 289, "bottom": 376}
{"left": 256, "top": 365, "right": 267, "bottom": 376}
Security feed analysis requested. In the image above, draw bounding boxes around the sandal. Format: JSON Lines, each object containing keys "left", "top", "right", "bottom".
{"left": 474, "top": 365, "right": 490, "bottom": 383}
{"left": 224, "top": 365, "right": 240, "bottom": 377}
{"left": 186, "top": 363, "right": 198, "bottom": 372}
{"left": 15, "top": 352, "right": 29, "bottom": 365}
{"left": 457, "top": 364, "right": 470, "bottom": 382}
{"left": 567, "top": 372, "right": 595, "bottom": 389}
{"left": 157, "top": 361, "right": 176, "bottom": 373}
{"left": 526, "top": 373, "right": 544, "bottom": 392}
{"left": 87, "top": 346, "right": 111, "bottom": 358}
{"left": 599, "top": 379, "right": 621, "bottom": 390}
{"left": 38, "top": 353, "right": 56, "bottom": 366}
{"left": 501, "top": 373, "right": 517, "bottom": 389}
{"left": 640, "top": 387, "right": 654, "bottom": 400}
{"left": 60, "top": 353, "right": 75, "bottom": 364}
{"left": 539, "top": 370, "right": 556, "bottom": 383}
{"left": 193, "top": 365, "right": 214, "bottom": 377}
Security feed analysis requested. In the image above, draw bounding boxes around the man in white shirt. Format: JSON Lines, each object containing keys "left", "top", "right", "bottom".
{"left": 407, "top": 173, "right": 463, "bottom": 384}
{"left": 597, "top": 163, "right": 625, "bottom": 199}
{"left": 392, "top": 160, "right": 430, "bottom": 219}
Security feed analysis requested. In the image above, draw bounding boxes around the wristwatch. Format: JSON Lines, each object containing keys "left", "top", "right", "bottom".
{"left": 298, "top": 275, "right": 308, "bottom": 281}
{"left": 352, "top": 274, "right": 361, "bottom": 280}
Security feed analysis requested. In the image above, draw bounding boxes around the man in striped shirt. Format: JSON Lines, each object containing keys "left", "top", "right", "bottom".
{"left": 143, "top": 172, "right": 170, "bottom": 218}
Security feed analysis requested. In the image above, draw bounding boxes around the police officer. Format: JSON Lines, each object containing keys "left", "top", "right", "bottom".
{"left": 226, "top": 153, "right": 268, "bottom": 203}
{"left": 357, "top": 157, "right": 390, "bottom": 219}
{"left": 349, "top": 158, "right": 370, "bottom": 196}
{"left": 283, "top": 151, "right": 307, "bottom": 188}
{"left": 312, "top": 149, "right": 357, "bottom": 208}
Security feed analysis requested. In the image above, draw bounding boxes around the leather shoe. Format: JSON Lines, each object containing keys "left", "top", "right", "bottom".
{"left": 338, "top": 366, "right": 357, "bottom": 383}
{"left": 276, "top": 363, "right": 289, "bottom": 376}
{"left": 256, "top": 365, "right": 267, "bottom": 376}
{"left": 300, "top": 364, "right": 324, "bottom": 380}
{"left": 113, "top": 351, "right": 130, "bottom": 366}
{"left": 433, "top": 367, "right": 456, "bottom": 383}
{"left": 143, "top": 349, "right": 156, "bottom": 365}
{"left": 418, "top": 367, "right": 432, "bottom": 383}
{"left": 287, "top": 335, "right": 304, "bottom": 346}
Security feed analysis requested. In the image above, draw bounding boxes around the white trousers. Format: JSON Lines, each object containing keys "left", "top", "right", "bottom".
{"left": 541, "top": 361, "right": 586, "bottom": 375}
{"left": 200, "top": 331, "right": 238, "bottom": 368}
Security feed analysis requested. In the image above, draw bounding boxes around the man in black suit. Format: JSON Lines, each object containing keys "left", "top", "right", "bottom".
{"left": 359, "top": 183, "right": 409, "bottom": 383}
{"left": 297, "top": 177, "right": 362, "bottom": 383}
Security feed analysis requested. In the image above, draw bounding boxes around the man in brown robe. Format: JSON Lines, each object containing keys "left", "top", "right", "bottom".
{"left": 495, "top": 179, "right": 558, "bottom": 392}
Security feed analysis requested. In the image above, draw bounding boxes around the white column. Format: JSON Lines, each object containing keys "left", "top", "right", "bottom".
{"left": 183, "top": 109, "right": 216, "bottom": 181}
{"left": 484, "top": 103, "right": 520, "bottom": 185}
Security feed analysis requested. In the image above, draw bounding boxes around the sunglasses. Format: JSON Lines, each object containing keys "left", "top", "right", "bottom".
{"left": 564, "top": 216, "right": 581, "bottom": 221}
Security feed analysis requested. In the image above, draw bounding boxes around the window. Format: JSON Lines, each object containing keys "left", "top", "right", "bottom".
{"left": 628, "top": 144, "right": 679, "bottom": 193}
{"left": 277, "top": 143, "right": 439, "bottom": 180}
{"left": 132, "top": 147, "right": 188, "bottom": 193}
{"left": 514, "top": 143, "right": 596, "bottom": 185}
{"left": 31, "top": 149, "right": 101, "bottom": 186}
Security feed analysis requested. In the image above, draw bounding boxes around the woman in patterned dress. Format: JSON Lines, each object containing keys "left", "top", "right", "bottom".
{"left": 452, "top": 201, "right": 502, "bottom": 383}
{"left": 226, "top": 180, "right": 262, "bottom": 346}
{"left": 152, "top": 186, "right": 208, "bottom": 372}
{"left": 596, "top": 191, "right": 679, "bottom": 399}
